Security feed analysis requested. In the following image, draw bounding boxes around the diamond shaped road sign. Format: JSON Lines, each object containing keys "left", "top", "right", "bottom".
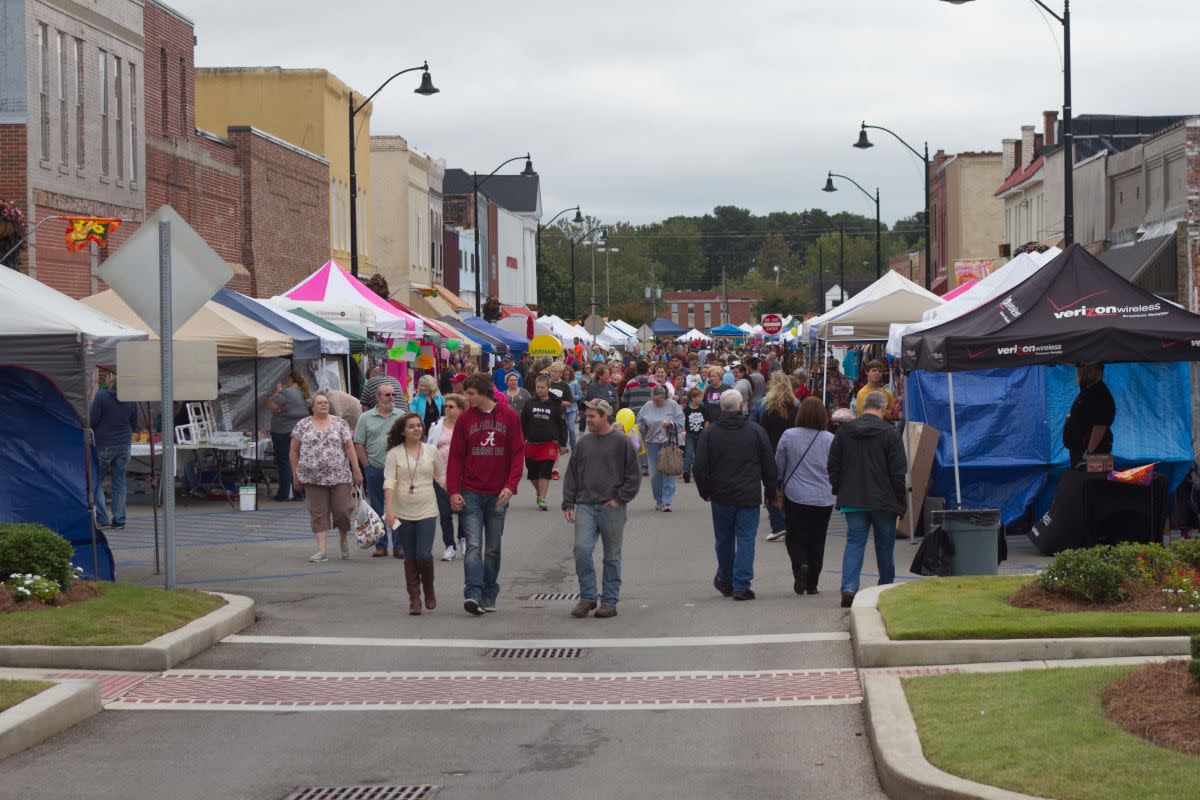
{"left": 99, "top": 205, "right": 233, "bottom": 336}
{"left": 583, "top": 313, "right": 606, "bottom": 337}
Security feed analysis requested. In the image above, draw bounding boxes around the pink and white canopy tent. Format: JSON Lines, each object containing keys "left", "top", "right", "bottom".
{"left": 280, "top": 260, "right": 424, "bottom": 336}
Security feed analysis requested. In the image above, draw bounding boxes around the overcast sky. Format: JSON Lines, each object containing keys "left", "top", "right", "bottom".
{"left": 172, "top": 0, "right": 1195, "bottom": 227}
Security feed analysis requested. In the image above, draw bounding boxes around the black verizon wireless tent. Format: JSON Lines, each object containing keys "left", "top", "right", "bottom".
{"left": 901, "top": 243, "right": 1200, "bottom": 372}
{"left": 900, "top": 243, "right": 1200, "bottom": 514}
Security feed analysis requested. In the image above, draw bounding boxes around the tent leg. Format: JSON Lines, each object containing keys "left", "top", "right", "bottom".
{"left": 83, "top": 431, "right": 100, "bottom": 580}
{"left": 948, "top": 372, "right": 963, "bottom": 509}
{"left": 903, "top": 372, "right": 916, "bottom": 541}
{"left": 822, "top": 341, "right": 829, "bottom": 405}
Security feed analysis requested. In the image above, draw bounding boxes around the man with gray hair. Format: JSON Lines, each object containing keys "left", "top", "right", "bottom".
{"left": 827, "top": 390, "right": 906, "bottom": 608}
{"left": 693, "top": 388, "right": 778, "bottom": 601}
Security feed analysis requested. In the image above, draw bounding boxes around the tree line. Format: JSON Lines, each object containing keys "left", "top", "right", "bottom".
{"left": 535, "top": 205, "right": 925, "bottom": 325}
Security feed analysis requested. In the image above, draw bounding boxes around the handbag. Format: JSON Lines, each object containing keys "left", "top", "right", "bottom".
{"left": 351, "top": 486, "right": 387, "bottom": 549}
{"left": 656, "top": 423, "right": 684, "bottom": 477}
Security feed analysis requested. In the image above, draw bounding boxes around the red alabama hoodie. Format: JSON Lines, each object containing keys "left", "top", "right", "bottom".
{"left": 446, "top": 401, "right": 525, "bottom": 496}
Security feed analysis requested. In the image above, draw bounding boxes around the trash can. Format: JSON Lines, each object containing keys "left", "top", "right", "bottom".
{"left": 933, "top": 509, "right": 1000, "bottom": 575}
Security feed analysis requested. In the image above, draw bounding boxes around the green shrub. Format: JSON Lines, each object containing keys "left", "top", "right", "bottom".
{"left": 1171, "top": 537, "right": 1200, "bottom": 571}
{"left": 1037, "top": 546, "right": 1128, "bottom": 604}
{"left": 4, "top": 574, "right": 60, "bottom": 603}
{"left": 1191, "top": 635, "right": 1200, "bottom": 686}
{"left": 1105, "top": 542, "right": 1173, "bottom": 583}
{"left": 0, "top": 524, "right": 75, "bottom": 589}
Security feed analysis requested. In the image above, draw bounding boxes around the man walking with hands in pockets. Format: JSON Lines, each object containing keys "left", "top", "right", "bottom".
{"left": 562, "top": 399, "right": 641, "bottom": 619}
{"left": 446, "top": 374, "right": 525, "bottom": 616}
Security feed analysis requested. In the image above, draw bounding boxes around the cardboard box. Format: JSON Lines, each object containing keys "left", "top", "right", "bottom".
{"left": 898, "top": 422, "right": 941, "bottom": 538}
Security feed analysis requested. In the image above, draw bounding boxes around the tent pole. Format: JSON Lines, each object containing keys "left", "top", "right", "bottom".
{"left": 903, "top": 372, "right": 915, "bottom": 541}
{"left": 84, "top": 431, "right": 100, "bottom": 580}
{"left": 822, "top": 341, "right": 829, "bottom": 406}
{"left": 948, "top": 372, "right": 963, "bottom": 509}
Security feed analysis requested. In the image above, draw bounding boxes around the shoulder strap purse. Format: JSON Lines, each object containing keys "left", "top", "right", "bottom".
{"left": 780, "top": 431, "right": 820, "bottom": 491}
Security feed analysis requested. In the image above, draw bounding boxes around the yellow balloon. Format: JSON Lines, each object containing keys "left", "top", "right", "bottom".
{"left": 615, "top": 408, "right": 636, "bottom": 433}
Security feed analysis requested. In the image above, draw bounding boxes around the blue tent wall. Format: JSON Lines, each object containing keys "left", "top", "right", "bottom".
{"left": 907, "top": 362, "right": 1191, "bottom": 525}
{"left": 0, "top": 367, "right": 114, "bottom": 580}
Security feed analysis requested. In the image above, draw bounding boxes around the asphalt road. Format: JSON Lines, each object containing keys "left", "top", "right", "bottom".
{"left": 2, "top": 459, "right": 1052, "bottom": 800}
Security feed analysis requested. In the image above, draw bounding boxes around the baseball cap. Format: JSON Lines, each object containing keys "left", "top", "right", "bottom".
{"left": 450, "top": 372, "right": 469, "bottom": 384}
{"left": 584, "top": 398, "right": 613, "bottom": 418}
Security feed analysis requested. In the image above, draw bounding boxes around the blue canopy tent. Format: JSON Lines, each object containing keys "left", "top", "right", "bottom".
{"left": 463, "top": 316, "right": 529, "bottom": 356}
{"left": 212, "top": 289, "right": 322, "bottom": 359}
{"left": 440, "top": 316, "right": 498, "bottom": 354}
{"left": 652, "top": 317, "right": 686, "bottom": 337}
{"left": 708, "top": 323, "right": 746, "bottom": 338}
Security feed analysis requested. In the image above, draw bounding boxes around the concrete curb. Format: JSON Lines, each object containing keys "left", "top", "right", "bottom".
{"left": 0, "top": 679, "right": 101, "bottom": 760}
{"left": 0, "top": 592, "right": 255, "bottom": 671}
{"left": 852, "top": 583, "right": 1192, "bottom": 668}
{"left": 862, "top": 673, "right": 1041, "bottom": 800}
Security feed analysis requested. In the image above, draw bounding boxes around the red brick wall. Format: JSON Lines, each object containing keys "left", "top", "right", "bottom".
{"left": 143, "top": 1, "right": 194, "bottom": 141}
{"left": 0, "top": 124, "right": 28, "bottom": 271}
{"left": 443, "top": 228, "right": 460, "bottom": 295}
{"left": 31, "top": 202, "right": 137, "bottom": 298}
{"left": 229, "top": 128, "right": 328, "bottom": 298}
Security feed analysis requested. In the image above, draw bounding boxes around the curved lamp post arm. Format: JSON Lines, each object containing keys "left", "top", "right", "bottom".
{"left": 476, "top": 153, "right": 532, "bottom": 193}
{"left": 353, "top": 63, "right": 430, "bottom": 115}
{"left": 861, "top": 122, "right": 925, "bottom": 163}
{"left": 828, "top": 172, "right": 875, "bottom": 204}
{"left": 540, "top": 206, "right": 581, "bottom": 231}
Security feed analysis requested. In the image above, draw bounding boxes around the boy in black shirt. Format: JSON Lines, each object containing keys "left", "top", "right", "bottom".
{"left": 1063, "top": 362, "right": 1115, "bottom": 467}
{"left": 682, "top": 386, "right": 710, "bottom": 483}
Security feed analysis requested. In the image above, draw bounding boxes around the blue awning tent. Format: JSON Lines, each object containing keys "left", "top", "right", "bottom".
{"left": 463, "top": 316, "right": 529, "bottom": 355}
{"left": 440, "top": 316, "right": 498, "bottom": 354}
{"left": 906, "top": 359, "right": 1192, "bottom": 526}
{"left": 212, "top": 288, "right": 322, "bottom": 359}
{"left": 652, "top": 317, "right": 686, "bottom": 336}
{"left": 708, "top": 323, "right": 746, "bottom": 337}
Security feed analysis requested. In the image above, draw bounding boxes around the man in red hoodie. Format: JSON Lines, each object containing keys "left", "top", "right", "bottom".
{"left": 447, "top": 373, "right": 525, "bottom": 616}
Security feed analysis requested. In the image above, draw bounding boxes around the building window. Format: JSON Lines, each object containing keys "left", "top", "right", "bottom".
{"left": 329, "top": 178, "right": 337, "bottom": 251}
{"left": 159, "top": 48, "right": 168, "bottom": 136}
{"left": 179, "top": 57, "right": 186, "bottom": 135}
{"left": 74, "top": 39, "right": 84, "bottom": 167}
{"left": 128, "top": 64, "right": 137, "bottom": 181}
{"left": 415, "top": 213, "right": 422, "bottom": 268}
{"left": 114, "top": 56, "right": 123, "bottom": 178}
{"left": 98, "top": 50, "right": 108, "bottom": 175}
{"left": 37, "top": 24, "right": 49, "bottom": 160}
{"left": 57, "top": 32, "right": 67, "bottom": 164}
{"left": 687, "top": 303, "right": 695, "bottom": 327}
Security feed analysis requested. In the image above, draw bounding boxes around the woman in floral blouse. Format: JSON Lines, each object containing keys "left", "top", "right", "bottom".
{"left": 290, "top": 391, "right": 363, "bottom": 562}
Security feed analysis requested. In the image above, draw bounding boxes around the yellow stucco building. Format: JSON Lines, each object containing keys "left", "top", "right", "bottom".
{"left": 194, "top": 67, "right": 373, "bottom": 274}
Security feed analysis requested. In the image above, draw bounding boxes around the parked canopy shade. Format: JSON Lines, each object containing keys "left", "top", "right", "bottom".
{"left": 901, "top": 243, "right": 1200, "bottom": 371}
{"left": 286, "top": 307, "right": 386, "bottom": 356}
{"left": 212, "top": 288, "right": 322, "bottom": 359}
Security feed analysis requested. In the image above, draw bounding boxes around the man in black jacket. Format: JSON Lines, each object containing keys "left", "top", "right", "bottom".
{"left": 827, "top": 390, "right": 907, "bottom": 608}
{"left": 694, "top": 389, "right": 778, "bottom": 601}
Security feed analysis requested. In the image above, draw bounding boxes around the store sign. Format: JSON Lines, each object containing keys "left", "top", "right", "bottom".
{"left": 832, "top": 325, "right": 854, "bottom": 336}
{"left": 506, "top": 256, "right": 518, "bottom": 269}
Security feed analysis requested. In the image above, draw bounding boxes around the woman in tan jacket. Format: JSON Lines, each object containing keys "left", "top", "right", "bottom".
{"left": 383, "top": 412, "right": 446, "bottom": 615}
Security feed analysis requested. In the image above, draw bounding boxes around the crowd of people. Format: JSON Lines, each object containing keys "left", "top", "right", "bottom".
{"left": 240, "top": 335, "right": 909, "bottom": 617}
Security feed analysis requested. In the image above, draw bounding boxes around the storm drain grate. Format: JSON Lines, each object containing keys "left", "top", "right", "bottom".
{"left": 486, "top": 647, "right": 587, "bottom": 659}
{"left": 526, "top": 592, "right": 581, "bottom": 601}
{"left": 284, "top": 787, "right": 441, "bottom": 800}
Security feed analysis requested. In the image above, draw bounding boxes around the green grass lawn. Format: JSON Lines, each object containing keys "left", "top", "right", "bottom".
{"left": 0, "top": 679, "right": 54, "bottom": 712}
{"left": 904, "top": 667, "right": 1200, "bottom": 800}
{"left": 0, "top": 583, "right": 225, "bottom": 646}
{"left": 879, "top": 576, "right": 1200, "bottom": 640}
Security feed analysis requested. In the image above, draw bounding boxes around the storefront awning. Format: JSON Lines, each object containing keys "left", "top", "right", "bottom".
{"left": 1098, "top": 234, "right": 1175, "bottom": 284}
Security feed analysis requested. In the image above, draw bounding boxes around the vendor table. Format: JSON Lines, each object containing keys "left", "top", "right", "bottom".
{"left": 128, "top": 438, "right": 271, "bottom": 508}
{"left": 1027, "top": 469, "right": 1168, "bottom": 555}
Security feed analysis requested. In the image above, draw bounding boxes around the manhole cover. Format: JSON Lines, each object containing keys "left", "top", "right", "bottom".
{"left": 284, "top": 787, "right": 441, "bottom": 800}
{"left": 485, "top": 647, "right": 587, "bottom": 659}
{"left": 526, "top": 592, "right": 580, "bottom": 601}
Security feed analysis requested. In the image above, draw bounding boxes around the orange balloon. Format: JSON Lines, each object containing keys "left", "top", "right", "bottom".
{"left": 416, "top": 354, "right": 434, "bottom": 369}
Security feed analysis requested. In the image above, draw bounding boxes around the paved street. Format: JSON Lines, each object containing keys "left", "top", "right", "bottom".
{"left": 2, "top": 465, "right": 1051, "bottom": 800}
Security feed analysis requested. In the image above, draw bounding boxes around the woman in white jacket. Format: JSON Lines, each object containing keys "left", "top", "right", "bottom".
{"left": 424, "top": 394, "right": 465, "bottom": 562}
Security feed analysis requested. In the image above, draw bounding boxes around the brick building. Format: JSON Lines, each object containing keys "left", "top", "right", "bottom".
{"left": 662, "top": 290, "right": 760, "bottom": 328}
{"left": 143, "top": 0, "right": 328, "bottom": 297}
{"left": 1, "top": 0, "right": 146, "bottom": 296}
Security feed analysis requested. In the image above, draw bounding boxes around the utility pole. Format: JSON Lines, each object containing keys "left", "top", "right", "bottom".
{"left": 589, "top": 230, "right": 598, "bottom": 315}
{"left": 818, "top": 245, "right": 825, "bottom": 313}
{"left": 721, "top": 262, "right": 729, "bottom": 324}
{"left": 839, "top": 224, "right": 845, "bottom": 306}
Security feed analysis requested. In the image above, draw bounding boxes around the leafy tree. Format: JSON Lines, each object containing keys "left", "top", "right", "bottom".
{"left": 608, "top": 300, "right": 652, "bottom": 328}
{"left": 364, "top": 273, "right": 390, "bottom": 300}
{"left": 752, "top": 285, "right": 813, "bottom": 319}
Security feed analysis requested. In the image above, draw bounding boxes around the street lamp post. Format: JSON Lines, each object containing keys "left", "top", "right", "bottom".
{"left": 597, "top": 231, "right": 620, "bottom": 311}
{"left": 537, "top": 205, "right": 583, "bottom": 310}
{"left": 566, "top": 223, "right": 606, "bottom": 320}
{"left": 943, "top": 0, "right": 1072, "bottom": 245}
{"left": 347, "top": 62, "right": 438, "bottom": 277}
{"left": 823, "top": 171, "right": 882, "bottom": 279}
{"left": 472, "top": 154, "right": 537, "bottom": 316}
{"left": 854, "top": 122, "right": 932, "bottom": 289}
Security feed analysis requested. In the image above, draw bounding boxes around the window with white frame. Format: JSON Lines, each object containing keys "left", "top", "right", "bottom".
{"left": 74, "top": 39, "right": 83, "bottom": 167}
{"left": 114, "top": 56, "right": 123, "bottom": 178}
{"left": 57, "top": 32, "right": 67, "bottom": 164}
{"left": 37, "top": 24, "right": 49, "bottom": 160}
{"left": 128, "top": 63, "right": 137, "bottom": 181}
{"left": 98, "top": 50, "right": 108, "bottom": 175}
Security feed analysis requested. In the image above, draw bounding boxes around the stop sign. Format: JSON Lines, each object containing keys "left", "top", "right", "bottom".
{"left": 761, "top": 313, "right": 784, "bottom": 335}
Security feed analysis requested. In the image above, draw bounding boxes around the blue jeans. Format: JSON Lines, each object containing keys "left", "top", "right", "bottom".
{"left": 711, "top": 503, "right": 759, "bottom": 593}
{"left": 766, "top": 501, "right": 786, "bottom": 534}
{"left": 271, "top": 432, "right": 295, "bottom": 500}
{"left": 574, "top": 503, "right": 626, "bottom": 606}
{"left": 93, "top": 445, "right": 131, "bottom": 526}
{"left": 365, "top": 465, "right": 387, "bottom": 552}
{"left": 841, "top": 510, "right": 898, "bottom": 594}
{"left": 434, "top": 482, "right": 456, "bottom": 548}
{"left": 565, "top": 406, "right": 578, "bottom": 449}
{"left": 645, "top": 442, "right": 677, "bottom": 505}
{"left": 395, "top": 516, "right": 437, "bottom": 562}
{"left": 684, "top": 432, "right": 700, "bottom": 474}
{"left": 460, "top": 490, "right": 508, "bottom": 605}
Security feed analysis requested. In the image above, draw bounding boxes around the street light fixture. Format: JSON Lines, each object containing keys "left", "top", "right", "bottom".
{"left": 596, "top": 231, "right": 620, "bottom": 311}
{"left": 822, "top": 171, "right": 882, "bottom": 279}
{"left": 942, "top": 0, "right": 1073, "bottom": 245}
{"left": 472, "top": 154, "right": 537, "bottom": 316}
{"left": 854, "top": 122, "right": 932, "bottom": 289}
{"left": 536, "top": 205, "right": 583, "bottom": 310}
{"left": 347, "top": 61, "right": 438, "bottom": 277}
{"left": 567, "top": 223, "right": 605, "bottom": 320}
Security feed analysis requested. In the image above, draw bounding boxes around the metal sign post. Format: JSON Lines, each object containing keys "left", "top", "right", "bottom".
{"left": 159, "top": 221, "right": 176, "bottom": 590}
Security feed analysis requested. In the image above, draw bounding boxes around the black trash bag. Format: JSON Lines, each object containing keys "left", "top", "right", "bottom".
{"left": 910, "top": 521, "right": 956, "bottom": 577}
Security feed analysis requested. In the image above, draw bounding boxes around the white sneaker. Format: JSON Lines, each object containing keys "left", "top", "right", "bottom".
{"left": 457, "top": 538, "right": 467, "bottom": 557}
{"left": 308, "top": 552, "right": 328, "bottom": 563}
{"left": 441, "top": 545, "right": 457, "bottom": 561}
{"left": 765, "top": 530, "right": 786, "bottom": 542}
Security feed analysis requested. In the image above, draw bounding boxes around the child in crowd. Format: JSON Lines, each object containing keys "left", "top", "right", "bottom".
{"left": 682, "top": 386, "right": 709, "bottom": 484}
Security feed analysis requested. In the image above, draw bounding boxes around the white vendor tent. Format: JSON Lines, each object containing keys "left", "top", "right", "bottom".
{"left": 279, "top": 260, "right": 424, "bottom": 337}
{"left": 679, "top": 328, "right": 712, "bottom": 343}
{"left": 596, "top": 322, "right": 637, "bottom": 350}
{"left": 885, "top": 247, "right": 1061, "bottom": 357}
{"left": 250, "top": 298, "right": 350, "bottom": 355}
{"left": 806, "top": 270, "right": 943, "bottom": 343}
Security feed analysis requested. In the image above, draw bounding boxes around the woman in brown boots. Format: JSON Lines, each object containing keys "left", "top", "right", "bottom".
{"left": 383, "top": 413, "right": 446, "bottom": 615}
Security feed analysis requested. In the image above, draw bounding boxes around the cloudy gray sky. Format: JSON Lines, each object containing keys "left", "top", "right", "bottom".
{"left": 172, "top": 0, "right": 1194, "bottom": 227}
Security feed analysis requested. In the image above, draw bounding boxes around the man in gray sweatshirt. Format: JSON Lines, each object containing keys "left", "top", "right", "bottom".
{"left": 562, "top": 398, "right": 642, "bottom": 619}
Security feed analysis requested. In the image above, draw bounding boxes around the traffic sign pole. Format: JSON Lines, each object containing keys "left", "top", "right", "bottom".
{"left": 159, "top": 221, "right": 176, "bottom": 591}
